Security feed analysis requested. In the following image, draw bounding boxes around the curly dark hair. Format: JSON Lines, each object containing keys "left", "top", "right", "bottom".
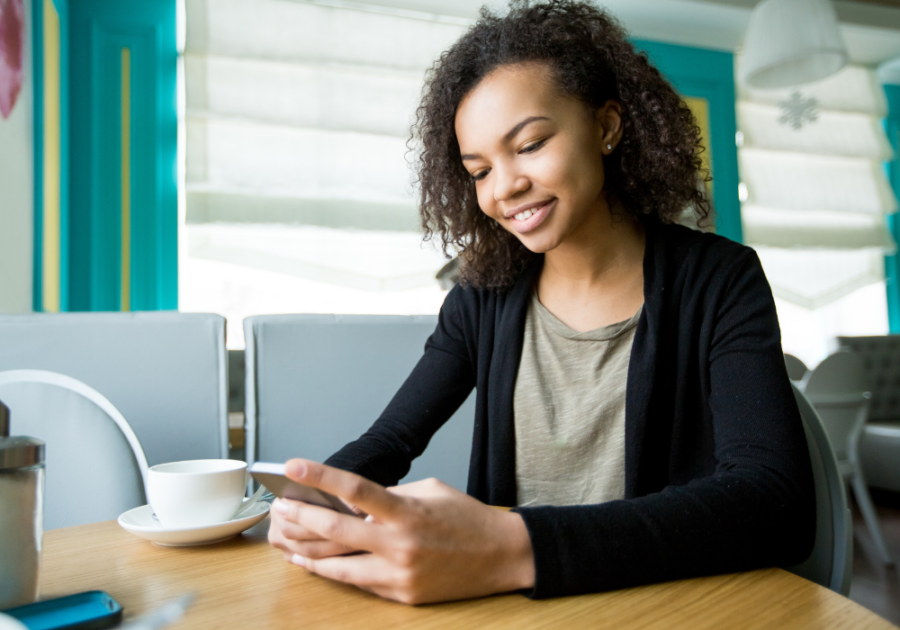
{"left": 412, "top": 0, "right": 711, "bottom": 288}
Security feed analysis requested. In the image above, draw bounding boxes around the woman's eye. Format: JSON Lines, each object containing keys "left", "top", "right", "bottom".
{"left": 520, "top": 139, "right": 546, "bottom": 154}
{"left": 472, "top": 169, "right": 490, "bottom": 181}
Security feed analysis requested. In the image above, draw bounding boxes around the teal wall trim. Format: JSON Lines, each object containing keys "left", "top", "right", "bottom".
{"left": 883, "top": 84, "right": 900, "bottom": 333}
{"left": 633, "top": 40, "right": 743, "bottom": 244}
{"left": 68, "top": 0, "right": 178, "bottom": 311}
{"left": 58, "top": 0, "right": 69, "bottom": 312}
{"left": 31, "top": 0, "right": 43, "bottom": 312}
{"left": 31, "top": 0, "right": 70, "bottom": 312}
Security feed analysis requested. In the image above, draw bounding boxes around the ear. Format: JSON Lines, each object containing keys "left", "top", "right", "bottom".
{"left": 595, "top": 100, "right": 624, "bottom": 155}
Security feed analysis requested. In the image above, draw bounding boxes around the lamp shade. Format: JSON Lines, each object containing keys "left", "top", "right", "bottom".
{"left": 740, "top": 0, "right": 848, "bottom": 89}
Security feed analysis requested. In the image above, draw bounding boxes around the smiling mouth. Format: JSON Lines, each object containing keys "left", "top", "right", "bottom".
{"left": 507, "top": 199, "right": 555, "bottom": 234}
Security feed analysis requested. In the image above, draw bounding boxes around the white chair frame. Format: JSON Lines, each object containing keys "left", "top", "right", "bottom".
{"left": 0, "top": 369, "right": 150, "bottom": 498}
{"left": 788, "top": 385, "right": 853, "bottom": 594}
{"left": 806, "top": 389, "right": 895, "bottom": 566}
{"left": 0, "top": 312, "right": 229, "bottom": 466}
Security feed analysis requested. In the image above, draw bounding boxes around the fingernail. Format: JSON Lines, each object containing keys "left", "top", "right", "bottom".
{"left": 287, "top": 460, "right": 307, "bottom": 478}
{"left": 291, "top": 554, "right": 306, "bottom": 567}
{"left": 274, "top": 500, "right": 288, "bottom": 515}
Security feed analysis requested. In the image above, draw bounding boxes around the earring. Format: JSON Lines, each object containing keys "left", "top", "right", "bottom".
{"left": 606, "top": 144, "right": 613, "bottom": 150}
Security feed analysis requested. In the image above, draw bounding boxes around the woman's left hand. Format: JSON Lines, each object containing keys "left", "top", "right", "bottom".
{"left": 271, "top": 459, "right": 535, "bottom": 604}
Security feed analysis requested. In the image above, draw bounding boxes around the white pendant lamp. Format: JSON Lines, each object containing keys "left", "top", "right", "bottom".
{"left": 740, "top": 0, "right": 848, "bottom": 89}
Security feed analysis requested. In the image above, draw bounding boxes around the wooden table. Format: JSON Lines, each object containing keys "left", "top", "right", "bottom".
{"left": 42, "top": 517, "right": 896, "bottom": 629}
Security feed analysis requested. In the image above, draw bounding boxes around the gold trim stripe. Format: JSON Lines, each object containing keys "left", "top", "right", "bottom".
{"left": 684, "top": 96, "right": 713, "bottom": 199}
{"left": 42, "top": 0, "right": 61, "bottom": 313}
{"left": 121, "top": 47, "right": 131, "bottom": 312}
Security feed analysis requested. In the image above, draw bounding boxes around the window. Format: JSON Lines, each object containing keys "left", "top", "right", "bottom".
{"left": 736, "top": 63, "right": 896, "bottom": 366}
{"left": 180, "top": 0, "right": 468, "bottom": 346}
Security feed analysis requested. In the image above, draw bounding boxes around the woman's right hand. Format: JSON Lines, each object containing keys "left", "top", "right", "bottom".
{"left": 268, "top": 498, "right": 362, "bottom": 560}
{"left": 268, "top": 459, "right": 535, "bottom": 604}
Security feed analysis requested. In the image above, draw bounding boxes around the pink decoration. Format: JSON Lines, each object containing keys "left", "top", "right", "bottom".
{"left": 0, "top": 0, "right": 24, "bottom": 120}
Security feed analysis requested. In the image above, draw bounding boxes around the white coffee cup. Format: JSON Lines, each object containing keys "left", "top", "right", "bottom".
{"left": 147, "top": 459, "right": 248, "bottom": 528}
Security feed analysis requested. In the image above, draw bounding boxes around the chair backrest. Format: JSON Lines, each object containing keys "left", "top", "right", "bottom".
{"left": 244, "top": 314, "right": 475, "bottom": 492}
{"left": 0, "top": 312, "right": 228, "bottom": 466}
{"left": 805, "top": 351, "right": 869, "bottom": 461}
{"left": 807, "top": 351, "right": 867, "bottom": 395}
{"left": 784, "top": 353, "right": 809, "bottom": 382}
{"left": 838, "top": 335, "right": 900, "bottom": 422}
{"left": 785, "top": 384, "right": 852, "bottom": 595}
{"left": 0, "top": 370, "right": 149, "bottom": 529}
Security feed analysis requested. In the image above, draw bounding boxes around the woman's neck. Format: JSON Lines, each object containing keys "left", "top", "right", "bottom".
{"left": 536, "top": 215, "right": 646, "bottom": 332}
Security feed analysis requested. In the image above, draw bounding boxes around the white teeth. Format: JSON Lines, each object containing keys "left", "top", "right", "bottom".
{"left": 514, "top": 209, "right": 535, "bottom": 221}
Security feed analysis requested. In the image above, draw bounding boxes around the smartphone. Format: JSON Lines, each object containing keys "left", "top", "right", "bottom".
{"left": 249, "top": 462, "right": 359, "bottom": 516}
{"left": 2, "top": 591, "right": 122, "bottom": 630}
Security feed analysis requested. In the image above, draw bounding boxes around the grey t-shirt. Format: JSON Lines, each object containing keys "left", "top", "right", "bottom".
{"left": 514, "top": 292, "right": 642, "bottom": 507}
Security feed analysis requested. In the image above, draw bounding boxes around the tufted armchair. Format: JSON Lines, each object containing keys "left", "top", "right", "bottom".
{"left": 837, "top": 336, "right": 900, "bottom": 494}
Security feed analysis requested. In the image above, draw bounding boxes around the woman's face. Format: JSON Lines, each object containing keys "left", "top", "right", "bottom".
{"left": 455, "top": 63, "right": 622, "bottom": 255}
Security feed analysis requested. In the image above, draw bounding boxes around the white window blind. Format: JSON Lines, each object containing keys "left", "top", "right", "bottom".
{"left": 737, "top": 63, "right": 897, "bottom": 310}
{"left": 181, "top": 0, "right": 469, "bottom": 345}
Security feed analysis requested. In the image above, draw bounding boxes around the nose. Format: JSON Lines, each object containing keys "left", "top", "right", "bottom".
{"left": 492, "top": 163, "right": 530, "bottom": 202}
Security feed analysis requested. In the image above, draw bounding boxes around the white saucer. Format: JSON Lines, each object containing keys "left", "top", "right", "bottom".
{"left": 118, "top": 500, "right": 270, "bottom": 546}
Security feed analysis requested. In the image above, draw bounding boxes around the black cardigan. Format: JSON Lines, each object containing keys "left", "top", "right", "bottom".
{"left": 326, "top": 221, "right": 816, "bottom": 598}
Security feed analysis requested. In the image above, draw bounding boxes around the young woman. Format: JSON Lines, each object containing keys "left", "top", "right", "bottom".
{"left": 267, "top": 0, "right": 815, "bottom": 604}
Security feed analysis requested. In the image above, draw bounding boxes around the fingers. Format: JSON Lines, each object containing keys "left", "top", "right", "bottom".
{"left": 270, "top": 500, "right": 359, "bottom": 558}
{"left": 285, "top": 459, "right": 405, "bottom": 521}
{"left": 293, "top": 554, "right": 427, "bottom": 605}
{"left": 385, "top": 477, "right": 453, "bottom": 500}
{"left": 293, "top": 540, "right": 358, "bottom": 559}
{"left": 272, "top": 534, "right": 357, "bottom": 559}
{"left": 275, "top": 494, "right": 385, "bottom": 554}
{"left": 275, "top": 508, "right": 325, "bottom": 541}
{"left": 292, "top": 552, "right": 396, "bottom": 592}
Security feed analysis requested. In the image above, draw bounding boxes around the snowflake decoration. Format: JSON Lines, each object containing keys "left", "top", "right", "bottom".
{"left": 778, "top": 92, "right": 819, "bottom": 130}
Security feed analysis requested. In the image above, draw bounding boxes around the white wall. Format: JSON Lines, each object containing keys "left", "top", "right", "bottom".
{"left": 776, "top": 282, "right": 890, "bottom": 369}
{"left": 0, "top": 0, "right": 32, "bottom": 313}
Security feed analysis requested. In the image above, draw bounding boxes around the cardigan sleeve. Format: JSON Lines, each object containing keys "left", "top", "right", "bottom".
{"left": 324, "top": 284, "right": 477, "bottom": 487}
{"left": 513, "top": 249, "right": 816, "bottom": 598}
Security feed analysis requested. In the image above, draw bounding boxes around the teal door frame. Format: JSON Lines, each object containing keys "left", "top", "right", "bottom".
{"left": 68, "top": 0, "right": 177, "bottom": 311}
{"left": 633, "top": 40, "right": 743, "bottom": 244}
{"left": 883, "top": 84, "right": 900, "bottom": 332}
{"left": 31, "top": 0, "right": 69, "bottom": 312}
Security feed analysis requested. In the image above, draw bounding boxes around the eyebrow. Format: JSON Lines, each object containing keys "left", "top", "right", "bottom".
{"left": 460, "top": 115, "right": 550, "bottom": 161}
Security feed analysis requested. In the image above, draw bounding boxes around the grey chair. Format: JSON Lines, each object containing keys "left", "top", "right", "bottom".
{"left": 837, "top": 335, "right": 900, "bottom": 494}
{"left": 0, "top": 312, "right": 228, "bottom": 466}
{"left": 805, "top": 351, "right": 894, "bottom": 565}
{"left": 0, "top": 370, "right": 149, "bottom": 529}
{"left": 786, "top": 384, "right": 853, "bottom": 595}
{"left": 784, "top": 353, "right": 809, "bottom": 384}
{"left": 244, "top": 314, "right": 475, "bottom": 492}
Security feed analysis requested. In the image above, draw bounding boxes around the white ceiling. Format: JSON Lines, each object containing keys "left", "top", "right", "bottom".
{"left": 314, "top": 0, "right": 900, "bottom": 72}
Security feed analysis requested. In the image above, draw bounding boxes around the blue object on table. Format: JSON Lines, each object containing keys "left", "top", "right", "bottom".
{"left": 2, "top": 590, "right": 122, "bottom": 630}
